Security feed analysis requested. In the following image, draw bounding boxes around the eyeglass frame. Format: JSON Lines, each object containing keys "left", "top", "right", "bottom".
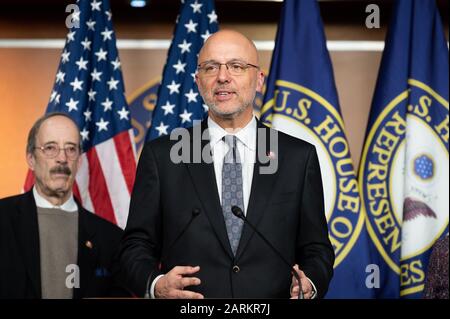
{"left": 197, "top": 60, "right": 260, "bottom": 76}
{"left": 33, "top": 142, "right": 81, "bottom": 160}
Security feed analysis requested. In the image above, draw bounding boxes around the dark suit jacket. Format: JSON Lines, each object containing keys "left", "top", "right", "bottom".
{"left": 117, "top": 119, "right": 334, "bottom": 298}
{"left": 0, "top": 190, "right": 125, "bottom": 299}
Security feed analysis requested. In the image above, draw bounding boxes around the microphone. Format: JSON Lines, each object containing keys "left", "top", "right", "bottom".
{"left": 231, "top": 206, "right": 304, "bottom": 299}
{"left": 144, "top": 207, "right": 201, "bottom": 298}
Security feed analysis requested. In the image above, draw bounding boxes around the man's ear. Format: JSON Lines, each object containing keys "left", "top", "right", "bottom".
{"left": 26, "top": 152, "right": 35, "bottom": 171}
{"left": 194, "top": 73, "right": 200, "bottom": 88}
{"left": 195, "top": 73, "right": 204, "bottom": 95}
{"left": 256, "top": 70, "right": 265, "bottom": 93}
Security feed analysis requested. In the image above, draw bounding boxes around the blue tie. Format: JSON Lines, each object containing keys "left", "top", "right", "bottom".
{"left": 221, "top": 135, "right": 244, "bottom": 255}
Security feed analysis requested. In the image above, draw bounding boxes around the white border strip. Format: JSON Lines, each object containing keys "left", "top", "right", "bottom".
{"left": 328, "top": 40, "right": 385, "bottom": 51}
{"left": 0, "top": 38, "right": 386, "bottom": 51}
{"left": 0, "top": 39, "right": 65, "bottom": 48}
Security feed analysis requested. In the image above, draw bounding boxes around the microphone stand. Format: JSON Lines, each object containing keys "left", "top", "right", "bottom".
{"left": 231, "top": 206, "right": 304, "bottom": 299}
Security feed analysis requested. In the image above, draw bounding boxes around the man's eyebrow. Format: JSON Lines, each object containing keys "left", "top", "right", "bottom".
{"left": 42, "top": 141, "right": 78, "bottom": 146}
{"left": 42, "top": 141, "right": 57, "bottom": 145}
{"left": 226, "top": 58, "right": 246, "bottom": 62}
{"left": 199, "top": 58, "right": 247, "bottom": 64}
{"left": 198, "top": 59, "right": 217, "bottom": 64}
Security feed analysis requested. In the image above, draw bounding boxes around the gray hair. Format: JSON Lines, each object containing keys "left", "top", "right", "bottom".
{"left": 26, "top": 112, "right": 81, "bottom": 155}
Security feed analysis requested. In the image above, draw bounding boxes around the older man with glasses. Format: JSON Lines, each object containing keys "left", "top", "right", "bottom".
{"left": 0, "top": 112, "right": 126, "bottom": 299}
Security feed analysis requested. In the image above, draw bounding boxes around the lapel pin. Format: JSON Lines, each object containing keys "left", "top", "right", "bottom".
{"left": 85, "top": 240, "right": 93, "bottom": 249}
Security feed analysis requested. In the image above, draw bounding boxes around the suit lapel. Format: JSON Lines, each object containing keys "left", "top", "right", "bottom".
{"left": 236, "top": 122, "right": 282, "bottom": 259}
{"left": 74, "top": 205, "right": 98, "bottom": 299}
{"left": 16, "top": 191, "right": 41, "bottom": 298}
{"left": 185, "top": 119, "right": 234, "bottom": 258}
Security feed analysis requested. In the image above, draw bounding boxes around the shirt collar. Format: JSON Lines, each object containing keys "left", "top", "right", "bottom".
{"left": 207, "top": 116, "right": 257, "bottom": 151}
{"left": 33, "top": 186, "right": 78, "bottom": 212}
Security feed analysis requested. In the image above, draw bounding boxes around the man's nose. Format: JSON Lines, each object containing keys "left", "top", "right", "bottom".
{"left": 55, "top": 148, "right": 68, "bottom": 162}
{"left": 217, "top": 64, "right": 231, "bottom": 83}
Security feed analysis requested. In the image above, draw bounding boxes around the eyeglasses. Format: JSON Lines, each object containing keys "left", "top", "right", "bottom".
{"left": 34, "top": 143, "right": 80, "bottom": 160}
{"left": 197, "top": 60, "right": 260, "bottom": 76}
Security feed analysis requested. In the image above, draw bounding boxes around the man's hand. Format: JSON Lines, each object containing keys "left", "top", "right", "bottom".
{"left": 155, "top": 265, "right": 204, "bottom": 299}
{"left": 290, "top": 264, "right": 314, "bottom": 299}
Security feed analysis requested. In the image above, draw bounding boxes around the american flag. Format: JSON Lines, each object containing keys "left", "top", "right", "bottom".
{"left": 146, "top": 0, "right": 218, "bottom": 141}
{"left": 24, "top": 0, "right": 136, "bottom": 229}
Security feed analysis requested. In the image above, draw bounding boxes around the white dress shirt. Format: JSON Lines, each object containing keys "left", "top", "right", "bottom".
{"left": 33, "top": 186, "right": 77, "bottom": 212}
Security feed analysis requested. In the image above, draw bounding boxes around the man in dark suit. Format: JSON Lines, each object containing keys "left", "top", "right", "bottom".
{"left": 117, "top": 30, "right": 334, "bottom": 299}
{"left": 0, "top": 113, "right": 125, "bottom": 298}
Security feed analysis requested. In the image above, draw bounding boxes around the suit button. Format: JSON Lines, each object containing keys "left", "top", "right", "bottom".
{"left": 232, "top": 265, "right": 240, "bottom": 273}
{"left": 192, "top": 208, "right": 201, "bottom": 216}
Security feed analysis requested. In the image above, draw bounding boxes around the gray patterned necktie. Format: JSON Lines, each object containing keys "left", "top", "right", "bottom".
{"left": 222, "top": 135, "right": 244, "bottom": 255}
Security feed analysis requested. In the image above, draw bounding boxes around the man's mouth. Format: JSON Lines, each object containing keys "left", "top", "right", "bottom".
{"left": 214, "top": 90, "right": 234, "bottom": 101}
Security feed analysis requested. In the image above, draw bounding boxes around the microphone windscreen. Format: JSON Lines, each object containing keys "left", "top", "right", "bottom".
{"left": 231, "top": 206, "right": 243, "bottom": 218}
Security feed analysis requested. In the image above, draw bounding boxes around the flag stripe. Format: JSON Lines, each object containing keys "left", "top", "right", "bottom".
{"left": 96, "top": 138, "right": 131, "bottom": 229}
{"left": 23, "top": 170, "right": 34, "bottom": 192}
{"left": 129, "top": 129, "right": 137, "bottom": 161}
{"left": 113, "top": 129, "right": 136, "bottom": 195}
{"left": 86, "top": 148, "right": 117, "bottom": 225}
{"left": 75, "top": 153, "right": 95, "bottom": 213}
